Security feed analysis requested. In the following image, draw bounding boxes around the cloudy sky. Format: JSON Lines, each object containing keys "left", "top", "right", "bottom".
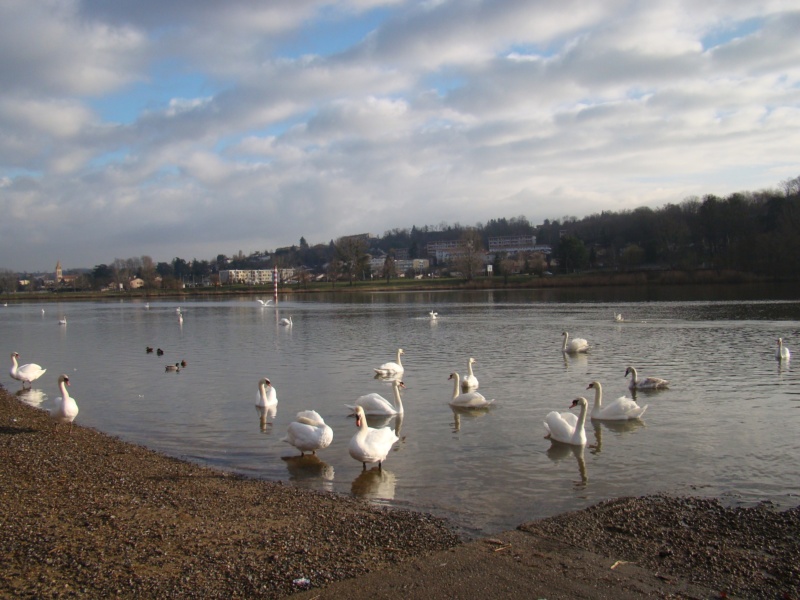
{"left": 1, "top": 0, "right": 798, "bottom": 272}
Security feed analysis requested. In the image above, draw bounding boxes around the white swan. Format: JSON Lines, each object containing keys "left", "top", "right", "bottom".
{"left": 52, "top": 374, "right": 79, "bottom": 433}
{"left": 279, "top": 315, "right": 293, "bottom": 326}
{"left": 10, "top": 352, "right": 47, "bottom": 388}
{"left": 776, "top": 337, "right": 791, "bottom": 361}
{"left": 624, "top": 366, "right": 669, "bottom": 390}
{"left": 281, "top": 410, "right": 333, "bottom": 456}
{"left": 374, "top": 348, "right": 404, "bottom": 376}
{"left": 614, "top": 313, "right": 624, "bottom": 322}
{"left": 255, "top": 377, "right": 278, "bottom": 412}
{"left": 561, "top": 331, "right": 589, "bottom": 354}
{"left": 346, "top": 379, "right": 406, "bottom": 415}
{"left": 58, "top": 316, "right": 67, "bottom": 325}
{"left": 257, "top": 298, "right": 274, "bottom": 306}
{"left": 586, "top": 381, "right": 647, "bottom": 421}
{"left": 348, "top": 406, "right": 399, "bottom": 470}
{"left": 448, "top": 372, "right": 493, "bottom": 408}
{"left": 543, "top": 397, "right": 588, "bottom": 446}
{"left": 429, "top": 310, "right": 438, "bottom": 320}
{"left": 460, "top": 357, "right": 479, "bottom": 392}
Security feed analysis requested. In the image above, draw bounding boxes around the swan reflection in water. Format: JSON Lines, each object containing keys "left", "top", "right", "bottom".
{"left": 16, "top": 388, "right": 48, "bottom": 408}
{"left": 589, "top": 419, "right": 645, "bottom": 455}
{"left": 562, "top": 351, "right": 588, "bottom": 371}
{"left": 282, "top": 454, "right": 334, "bottom": 491}
{"left": 351, "top": 467, "right": 396, "bottom": 500}
{"left": 546, "top": 441, "right": 588, "bottom": 487}
{"left": 450, "top": 405, "right": 490, "bottom": 433}
{"left": 255, "top": 405, "right": 276, "bottom": 433}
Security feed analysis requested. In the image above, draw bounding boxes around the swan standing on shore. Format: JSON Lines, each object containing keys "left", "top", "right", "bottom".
{"left": 374, "top": 348, "right": 404, "bottom": 377}
{"left": 448, "top": 372, "right": 493, "bottom": 408}
{"left": 561, "top": 331, "right": 589, "bottom": 354}
{"left": 460, "top": 357, "right": 479, "bottom": 392}
{"left": 346, "top": 380, "right": 406, "bottom": 415}
{"left": 10, "top": 352, "right": 47, "bottom": 389}
{"left": 586, "top": 381, "right": 647, "bottom": 420}
{"left": 625, "top": 366, "right": 669, "bottom": 390}
{"left": 348, "top": 406, "right": 399, "bottom": 470}
{"left": 544, "top": 397, "right": 588, "bottom": 446}
{"left": 282, "top": 410, "right": 333, "bottom": 456}
{"left": 776, "top": 337, "right": 791, "bottom": 361}
{"left": 255, "top": 377, "right": 278, "bottom": 415}
{"left": 52, "top": 374, "right": 79, "bottom": 433}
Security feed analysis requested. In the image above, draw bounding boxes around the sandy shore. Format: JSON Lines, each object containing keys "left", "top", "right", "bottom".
{"left": 2, "top": 386, "right": 798, "bottom": 599}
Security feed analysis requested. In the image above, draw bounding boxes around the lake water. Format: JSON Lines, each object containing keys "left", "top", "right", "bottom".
{"left": 3, "top": 286, "right": 800, "bottom": 536}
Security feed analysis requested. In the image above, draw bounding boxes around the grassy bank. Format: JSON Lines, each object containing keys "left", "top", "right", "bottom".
{"left": 2, "top": 268, "right": 781, "bottom": 302}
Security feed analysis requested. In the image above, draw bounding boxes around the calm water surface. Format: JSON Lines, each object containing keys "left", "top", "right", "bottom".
{"left": 3, "top": 287, "right": 800, "bottom": 536}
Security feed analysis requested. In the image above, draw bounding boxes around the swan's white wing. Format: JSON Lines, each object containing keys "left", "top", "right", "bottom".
{"left": 544, "top": 411, "right": 576, "bottom": 444}
{"left": 596, "top": 397, "right": 648, "bottom": 420}
{"left": 450, "top": 391, "right": 492, "bottom": 408}
{"left": 346, "top": 393, "right": 396, "bottom": 415}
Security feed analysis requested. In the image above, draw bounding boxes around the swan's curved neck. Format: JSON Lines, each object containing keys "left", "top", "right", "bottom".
{"left": 451, "top": 373, "right": 461, "bottom": 399}
{"left": 628, "top": 368, "right": 638, "bottom": 383}
{"left": 592, "top": 384, "right": 602, "bottom": 408}
{"left": 467, "top": 361, "right": 475, "bottom": 377}
{"left": 393, "top": 383, "right": 404, "bottom": 412}
{"left": 574, "top": 402, "right": 588, "bottom": 440}
{"left": 395, "top": 350, "right": 403, "bottom": 365}
{"left": 562, "top": 333, "right": 568, "bottom": 352}
{"left": 59, "top": 381, "right": 70, "bottom": 399}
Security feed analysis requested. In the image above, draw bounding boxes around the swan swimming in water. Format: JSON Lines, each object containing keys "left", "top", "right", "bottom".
{"left": 281, "top": 410, "right": 333, "bottom": 456}
{"left": 429, "top": 310, "right": 438, "bottom": 320}
{"left": 374, "top": 348, "right": 404, "bottom": 376}
{"left": 561, "top": 331, "right": 589, "bottom": 354}
{"left": 543, "top": 397, "right": 588, "bottom": 446}
{"left": 448, "top": 372, "right": 493, "bottom": 408}
{"left": 586, "top": 381, "right": 647, "bottom": 420}
{"left": 348, "top": 406, "right": 399, "bottom": 470}
{"left": 614, "top": 313, "right": 624, "bottom": 322}
{"left": 460, "top": 357, "right": 479, "bottom": 392}
{"left": 58, "top": 316, "right": 67, "bottom": 325}
{"left": 279, "top": 315, "right": 293, "bottom": 326}
{"left": 52, "top": 374, "right": 79, "bottom": 433}
{"left": 257, "top": 298, "right": 274, "bottom": 306}
{"left": 776, "top": 337, "right": 791, "bottom": 361}
{"left": 346, "top": 379, "right": 406, "bottom": 415}
{"left": 9, "top": 352, "right": 47, "bottom": 388}
{"left": 624, "top": 366, "right": 669, "bottom": 390}
{"left": 255, "top": 377, "right": 278, "bottom": 413}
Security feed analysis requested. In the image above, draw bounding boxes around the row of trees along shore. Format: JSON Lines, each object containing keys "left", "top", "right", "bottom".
{"left": 5, "top": 176, "right": 799, "bottom": 292}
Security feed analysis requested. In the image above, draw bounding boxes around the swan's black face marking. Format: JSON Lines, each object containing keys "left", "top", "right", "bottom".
{"left": 264, "top": 379, "right": 271, "bottom": 386}
{"left": 570, "top": 398, "right": 580, "bottom": 408}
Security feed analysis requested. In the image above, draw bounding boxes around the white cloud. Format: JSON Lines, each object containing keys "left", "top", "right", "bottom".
{"left": 0, "top": 0, "right": 798, "bottom": 270}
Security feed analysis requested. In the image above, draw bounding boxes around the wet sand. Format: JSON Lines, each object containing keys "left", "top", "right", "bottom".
{"left": 2, "top": 386, "right": 798, "bottom": 599}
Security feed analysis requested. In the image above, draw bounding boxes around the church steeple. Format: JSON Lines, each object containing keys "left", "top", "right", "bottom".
{"left": 55, "top": 261, "right": 62, "bottom": 282}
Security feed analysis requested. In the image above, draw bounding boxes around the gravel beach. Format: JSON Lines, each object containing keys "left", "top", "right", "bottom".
{"left": 2, "top": 385, "right": 798, "bottom": 599}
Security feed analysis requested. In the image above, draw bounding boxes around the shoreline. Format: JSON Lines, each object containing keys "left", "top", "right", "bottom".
{"left": 2, "top": 387, "right": 798, "bottom": 599}
{"left": 5, "top": 268, "right": 799, "bottom": 302}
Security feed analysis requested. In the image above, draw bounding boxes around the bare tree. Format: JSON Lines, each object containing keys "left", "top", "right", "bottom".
{"left": 452, "top": 229, "right": 486, "bottom": 281}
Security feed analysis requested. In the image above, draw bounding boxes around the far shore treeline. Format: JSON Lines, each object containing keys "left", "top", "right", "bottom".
{"left": 3, "top": 175, "right": 799, "bottom": 295}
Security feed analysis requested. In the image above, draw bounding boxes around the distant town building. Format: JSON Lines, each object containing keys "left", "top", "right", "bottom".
{"left": 219, "top": 268, "right": 295, "bottom": 285}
